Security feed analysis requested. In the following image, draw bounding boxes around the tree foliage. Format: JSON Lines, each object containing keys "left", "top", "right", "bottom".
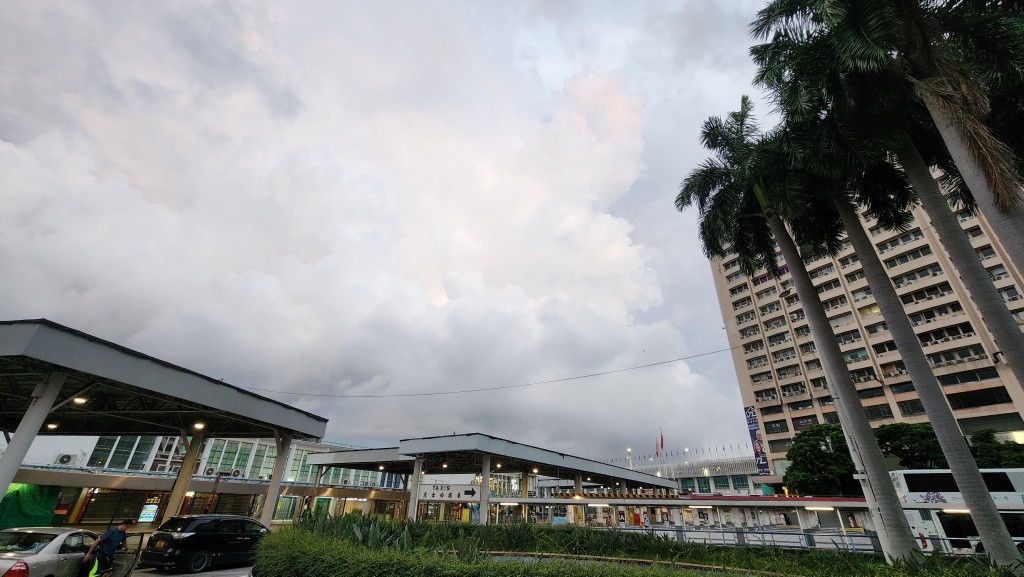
{"left": 874, "top": 423, "right": 947, "bottom": 469}
{"left": 783, "top": 424, "right": 861, "bottom": 497}
{"left": 970, "top": 429, "right": 1024, "bottom": 468}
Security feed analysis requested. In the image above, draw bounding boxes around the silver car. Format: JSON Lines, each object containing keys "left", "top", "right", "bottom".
{"left": 0, "top": 527, "right": 99, "bottom": 577}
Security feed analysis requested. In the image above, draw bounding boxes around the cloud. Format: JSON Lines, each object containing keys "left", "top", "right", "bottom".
{"left": 0, "top": 0, "right": 762, "bottom": 461}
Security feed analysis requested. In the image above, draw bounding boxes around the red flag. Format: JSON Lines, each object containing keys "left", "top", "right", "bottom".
{"left": 660, "top": 430, "right": 665, "bottom": 450}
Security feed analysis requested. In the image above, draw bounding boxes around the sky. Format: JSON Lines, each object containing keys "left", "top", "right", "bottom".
{"left": 0, "top": 0, "right": 773, "bottom": 464}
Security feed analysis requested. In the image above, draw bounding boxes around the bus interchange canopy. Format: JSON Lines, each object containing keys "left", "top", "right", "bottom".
{"left": 307, "top": 433, "right": 678, "bottom": 492}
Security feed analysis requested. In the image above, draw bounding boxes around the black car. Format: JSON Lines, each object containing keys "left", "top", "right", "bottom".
{"left": 139, "top": 515, "right": 267, "bottom": 573}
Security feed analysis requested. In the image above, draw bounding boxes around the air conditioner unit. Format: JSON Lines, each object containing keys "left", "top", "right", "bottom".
{"left": 55, "top": 453, "right": 78, "bottom": 466}
{"left": 942, "top": 337, "right": 951, "bottom": 342}
{"left": 956, "top": 359, "right": 966, "bottom": 363}
{"left": 231, "top": 469, "right": 243, "bottom": 477}
{"left": 204, "top": 467, "right": 216, "bottom": 475}
{"left": 952, "top": 334, "right": 963, "bottom": 340}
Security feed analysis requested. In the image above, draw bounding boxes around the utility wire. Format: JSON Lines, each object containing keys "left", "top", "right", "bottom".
{"left": 241, "top": 344, "right": 739, "bottom": 399}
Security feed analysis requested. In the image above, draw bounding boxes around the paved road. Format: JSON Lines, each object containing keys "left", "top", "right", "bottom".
{"left": 135, "top": 565, "right": 252, "bottom": 577}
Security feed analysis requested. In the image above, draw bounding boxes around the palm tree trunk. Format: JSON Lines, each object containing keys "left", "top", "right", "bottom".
{"left": 767, "top": 215, "right": 918, "bottom": 561}
{"left": 834, "top": 199, "right": 1021, "bottom": 566}
{"left": 923, "top": 103, "right": 1024, "bottom": 278}
{"left": 896, "top": 139, "right": 1024, "bottom": 397}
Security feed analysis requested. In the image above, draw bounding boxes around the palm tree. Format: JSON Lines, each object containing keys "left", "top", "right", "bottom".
{"left": 676, "top": 98, "right": 920, "bottom": 561}
{"left": 750, "top": 11, "right": 1024, "bottom": 450}
{"left": 751, "top": 6, "right": 1024, "bottom": 562}
{"left": 751, "top": 0, "right": 1024, "bottom": 279}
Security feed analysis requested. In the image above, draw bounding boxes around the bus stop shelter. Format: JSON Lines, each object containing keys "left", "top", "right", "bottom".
{"left": 0, "top": 319, "right": 328, "bottom": 526}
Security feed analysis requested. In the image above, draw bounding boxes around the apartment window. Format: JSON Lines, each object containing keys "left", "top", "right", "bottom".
{"left": 713, "top": 476, "right": 731, "bottom": 490}
{"left": 727, "top": 271, "right": 744, "bottom": 283}
{"left": 866, "top": 321, "right": 888, "bottom": 335}
{"left": 768, "top": 439, "right": 793, "bottom": 453}
{"left": 909, "top": 302, "right": 964, "bottom": 325}
{"left": 947, "top": 386, "right": 1012, "bottom": 410}
{"left": 864, "top": 403, "right": 894, "bottom": 420}
{"left": 883, "top": 245, "right": 933, "bottom": 268}
{"left": 777, "top": 364, "right": 802, "bottom": 379}
{"left": 822, "top": 295, "right": 849, "bottom": 311}
{"left": 839, "top": 254, "right": 860, "bottom": 268}
{"left": 744, "top": 340, "right": 765, "bottom": 354}
{"left": 733, "top": 296, "right": 753, "bottom": 311}
{"left": 756, "top": 287, "right": 778, "bottom": 300}
{"left": 818, "top": 396, "right": 834, "bottom": 406}
{"left": 891, "top": 382, "right": 915, "bottom": 394}
{"left": 843, "top": 348, "right": 869, "bottom": 363}
{"left": 965, "top": 226, "right": 983, "bottom": 239}
{"left": 977, "top": 245, "right": 996, "bottom": 260}
{"left": 927, "top": 344, "right": 987, "bottom": 367}
{"left": 755, "top": 388, "right": 779, "bottom": 403}
{"left": 858, "top": 386, "right": 886, "bottom": 399}
{"left": 740, "top": 325, "right": 761, "bottom": 338}
{"left": 829, "top": 312, "right": 854, "bottom": 328}
{"left": 764, "top": 420, "right": 790, "bottom": 434}
{"left": 789, "top": 399, "right": 813, "bottom": 411}
{"left": 845, "top": 269, "right": 865, "bottom": 283}
{"left": 747, "top": 355, "right": 769, "bottom": 369}
{"left": 760, "top": 405, "right": 784, "bottom": 416}
{"left": 773, "top": 347, "right": 797, "bottom": 362}
{"left": 795, "top": 325, "right": 811, "bottom": 338}
{"left": 805, "top": 359, "right": 822, "bottom": 371}
{"left": 876, "top": 228, "right": 923, "bottom": 253}
{"left": 729, "top": 284, "right": 749, "bottom": 297}
{"left": 724, "top": 258, "right": 740, "bottom": 271}
{"left": 898, "top": 399, "right": 926, "bottom": 416}
{"left": 767, "top": 331, "right": 792, "bottom": 346}
{"left": 901, "top": 282, "right": 953, "bottom": 305}
{"left": 811, "top": 377, "right": 828, "bottom": 389}
{"left": 764, "top": 316, "right": 787, "bottom": 331}
{"left": 817, "top": 279, "right": 843, "bottom": 294}
{"left": 680, "top": 478, "right": 696, "bottom": 492}
{"left": 849, "top": 367, "right": 877, "bottom": 381}
{"left": 753, "top": 273, "right": 772, "bottom": 286}
{"left": 760, "top": 302, "right": 782, "bottom": 315}
{"left": 790, "top": 309, "right": 806, "bottom": 322}
{"left": 851, "top": 288, "right": 873, "bottom": 302}
{"left": 785, "top": 294, "right": 801, "bottom": 306}
{"left": 873, "top": 341, "right": 898, "bottom": 354}
{"left": 732, "top": 476, "right": 750, "bottom": 490}
{"left": 736, "top": 311, "right": 757, "bottom": 324}
{"left": 919, "top": 322, "right": 975, "bottom": 345}
{"left": 858, "top": 303, "right": 881, "bottom": 316}
{"left": 752, "top": 371, "right": 774, "bottom": 384}
{"left": 893, "top": 264, "right": 942, "bottom": 287}
{"left": 800, "top": 342, "right": 816, "bottom": 354}
{"left": 1001, "top": 286, "right": 1021, "bottom": 302}
{"left": 810, "top": 265, "right": 836, "bottom": 279}
{"left": 823, "top": 412, "right": 841, "bottom": 423}
{"left": 835, "top": 329, "right": 862, "bottom": 345}
{"left": 988, "top": 265, "right": 1008, "bottom": 281}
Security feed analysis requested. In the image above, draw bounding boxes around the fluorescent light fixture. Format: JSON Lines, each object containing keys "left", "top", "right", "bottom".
{"left": 942, "top": 509, "right": 971, "bottom": 514}
{"left": 587, "top": 503, "right": 610, "bottom": 508}
{"left": 73, "top": 397, "right": 87, "bottom": 405}
{"left": 442, "top": 463, "right": 448, "bottom": 468}
{"left": 193, "top": 422, "right": 205, "bottom": 430}
{"left": 46, "top": 423, "right": 58, "bottom": 430}
{"left": 689, "top": 505, "right": 713, "bottom": 509}
{"left": 499, "top": 502, "right": 520, "bottom": 506}
{"left": 805, "top": 506, "right": 835, "bottom": 511}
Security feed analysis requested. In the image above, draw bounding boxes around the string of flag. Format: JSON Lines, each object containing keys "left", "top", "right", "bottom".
{"left": 599, "top": 431, "right": 754, "bottom": 464}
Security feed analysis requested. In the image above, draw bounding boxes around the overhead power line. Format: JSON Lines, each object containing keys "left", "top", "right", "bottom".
{"left": 241, "top": 344, "right": 739, "bottom": 399}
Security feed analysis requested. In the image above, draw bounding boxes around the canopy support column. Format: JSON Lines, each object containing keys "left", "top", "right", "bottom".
{"left": 407, "top": 457, "right": 422, "bottom": 521}
{"left": 0, "top": 373, "right": 65, "bottom": 506}
{"left": 161, "top": 429, "right": 206, "bottom": 523}
{"left": 259, "top": 431, "right": 292, "bottom": 527}
{"left": 480, "top": 454, "right": 490, "bottom": 525}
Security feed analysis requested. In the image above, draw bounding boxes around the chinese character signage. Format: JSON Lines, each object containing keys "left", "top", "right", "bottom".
{"left": 419, "top": 484, "right": 482, "bottom": 502}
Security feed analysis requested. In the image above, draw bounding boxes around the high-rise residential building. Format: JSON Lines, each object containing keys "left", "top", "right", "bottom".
{"left": 709, "top": 204, "right": 1024, "bottom": 480}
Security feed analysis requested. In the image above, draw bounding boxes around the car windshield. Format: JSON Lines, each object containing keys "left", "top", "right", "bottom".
{"left": 157, "top": 518, "right": 193, "bottom": 532}
{"left": 0, "top": 531, "right": 57, "bottom": 553}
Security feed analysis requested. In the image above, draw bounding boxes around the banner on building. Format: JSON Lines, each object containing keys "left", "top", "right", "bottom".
{"left": 745, "top": 406, "right": 771, "bottom": 475}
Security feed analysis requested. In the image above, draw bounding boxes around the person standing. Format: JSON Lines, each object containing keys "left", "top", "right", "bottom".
{"left": 84, "top": 519, "right": 133, "bottom": 576}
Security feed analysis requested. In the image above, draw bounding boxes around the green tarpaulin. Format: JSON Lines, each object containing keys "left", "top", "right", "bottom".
{"left": 0, "top": 484, "right": 61, "bottom": 529}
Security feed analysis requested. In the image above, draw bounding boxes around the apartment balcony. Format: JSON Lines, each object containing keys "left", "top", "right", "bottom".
{"left": 905, "top": 290, "right": 957, "bottom": 312}
{"left": 780, "top": 387, "right": 811, "bottom": 402}
{"left": 754, "top": 392, "right": 780, "bottom": 406}
{"left": 929, "top": 354, "right": 991, "bottom": 372}
{"left": 743, "top": 346, "right": 766, "bottom": 356}
{"left": 776, "top": 371, "right": 804, "bottom": 386}
{"left": 881, "top": 368, "right": 911, "bottom": 381}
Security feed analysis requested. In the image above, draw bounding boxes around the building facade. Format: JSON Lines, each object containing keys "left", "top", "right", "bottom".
{"left": 710, "top": 204, "right": 1024, "bottom": 478}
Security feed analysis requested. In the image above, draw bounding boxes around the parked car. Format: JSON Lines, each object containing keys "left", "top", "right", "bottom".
{"left": 139, "top": 515, "right": 266, "bottom": 573}
{"left": 0, "top": 527, "right": 99, "bottom": 577}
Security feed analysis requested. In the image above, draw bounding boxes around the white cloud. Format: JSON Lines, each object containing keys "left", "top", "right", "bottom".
{"left": 0, "top": 0, "right": 763, "bottom": 461}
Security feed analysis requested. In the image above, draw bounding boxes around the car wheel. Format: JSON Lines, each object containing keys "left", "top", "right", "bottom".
{"left": 187, "top": 550, "right": 211, "bottom": 573}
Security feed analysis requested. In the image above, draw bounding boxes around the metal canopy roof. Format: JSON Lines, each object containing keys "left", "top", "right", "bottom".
{"left": 0, "top": 319, "right": 328, "bottom": 440}
{"left": 307, "top": 433, "right": 676, "bottom": 490}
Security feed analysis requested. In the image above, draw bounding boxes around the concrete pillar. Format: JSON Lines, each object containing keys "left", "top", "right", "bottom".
{"left": 574, "top": 473, "right": 582, "bottom": 496}
{"left": 407, "top": 457, "right": 422, "bottom": 521}
{"left": 480, "top": 454, "right": 490, "bottom": 525}
{"left": 258, "top": 431, "right": 292, "bottom": 527}
{"left": 161, "top": 429, "right": 206, "bottom": 523}
{"left": 0, "top": 374, "right": 65, "bottom": 506}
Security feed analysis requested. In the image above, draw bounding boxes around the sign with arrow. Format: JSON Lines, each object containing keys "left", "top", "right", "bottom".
{"left": 419, "top": 484, "right": 482, "bottom": 502}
